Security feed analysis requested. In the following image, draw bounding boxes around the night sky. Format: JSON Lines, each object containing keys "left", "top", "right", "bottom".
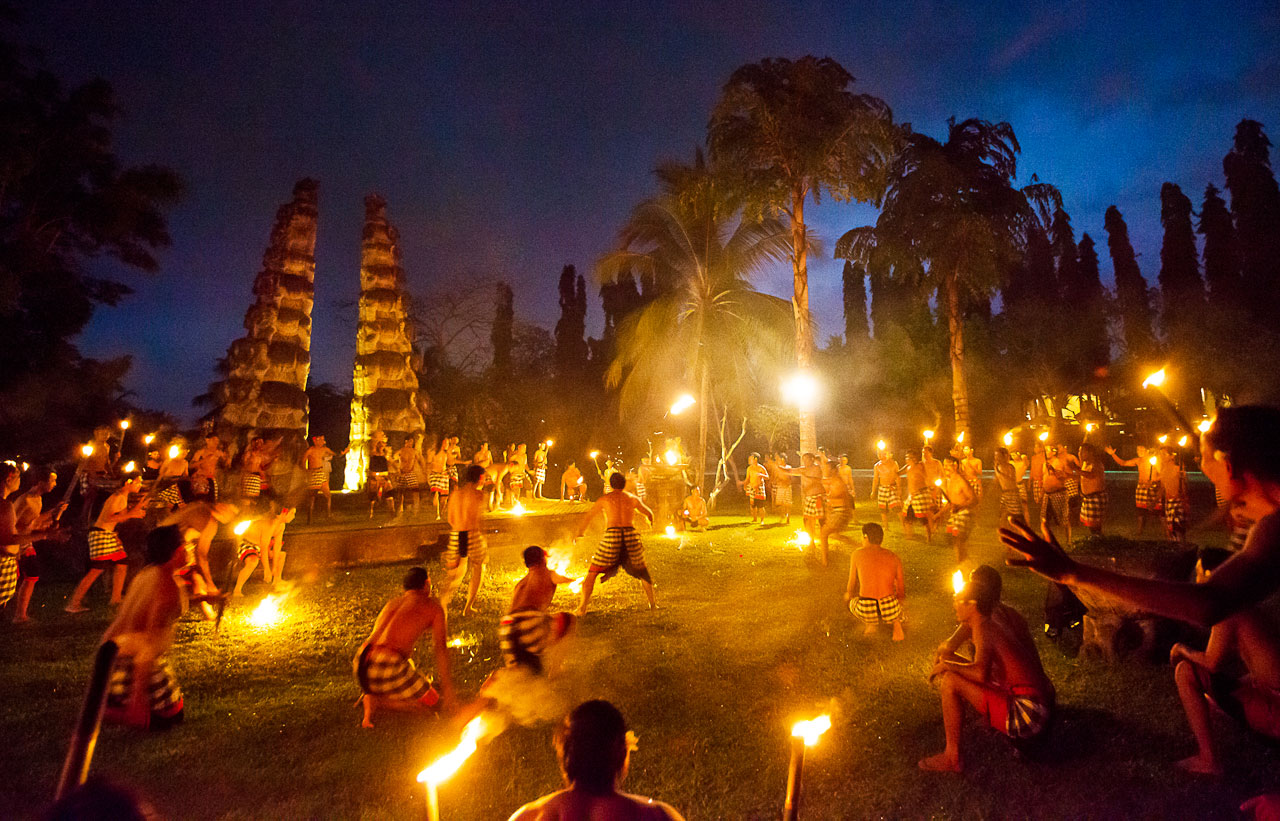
{"left": 26, "top": 1, "right": 1280, "bottom": 420}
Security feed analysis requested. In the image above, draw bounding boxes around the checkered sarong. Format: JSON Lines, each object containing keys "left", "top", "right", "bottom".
{"left": 803, "top": 494, "right": 824, "bottom": 518}
{"left": 241, "top": 473, "right": 262, "bottom": 498}
{"left": 774, "top": 479, "right": 793, "bottom": 507}
{"left": 876, "top": 483, "right": 902, "bottom": 511}
{"left": 509, "top": 472, "right": 524, "bottom": 490}
{"left": 1002, "top": 687, "right": 1052, "bottom": 740}
{"left": 1040, "top": 490, "right": 1069, "bottom": 528}
{"left": 635, "top": 481, "right": 646, "bottom": 500}
{"left": 0, "top": 555, "right": 17, "bottom": 606}
{"left": 747, "top": 482, "right": 767, "bottom": 501}
{"left": 353, "top": 645, "right": 432, "bottom": 701}
{"left": 589, "top": 526, "right": 651, "bottom": 582}
{"left": 191, "top": 475, "right": 218, "bottom": 500}
{"left": 106, "top": 656, "right": 184, "bottom": 720}
{"left": 237, "top": 540, "right": 261, "bottom": 562}
{"left": 1000, "top": 489, "right": 1022, "bottom": 517}
{"left": 499, "top": 610, "right": 574, "bottom": 672}
{"left": 853, "top": 595, "right": 901, "bottom": 625}
{"left": 947, "top": 508, "right": 974, "bottom": 539}
{"left": 1018, "top": 479, "right": 1030, "bottom": 502}
{"left": 448, "top": 464, "right": 459, "bottom": 482}
{"left": 88, "top": 528, "right": 127, "bottom": 563}
{"left": 1164, "top": 497, "right": 1188, "bottom": 531}
{"left": 445, "top": 530, "right": 487, "bottom": 566}
{"left": 1064, "top": 477, "right": 1081, "bottom": 500}
{"left": 429, "top": 472, "right": 449, "bottom": 493}
{"left": 154, "top": 483, "right": 183, "bottom": 508}
{"left": 534, "top": 466, "right": 546, "bottom": 484}
{"left": 307, "top": 468, "right": 327, "bottom": 489}
{"left": 1135, "top": 481, "right": 1162, "bottom": 511}
{"left": 906, "top": 489, "right": 937, "bottom": 519}
{"left": 1080, "top": 491, "right": 1108, "bottom": 529}
{"left": 396, "top": 472, "right": 419, "bottom": 489}
{"left": 1032, "top": 478, "right": 1044, "bottom": 504}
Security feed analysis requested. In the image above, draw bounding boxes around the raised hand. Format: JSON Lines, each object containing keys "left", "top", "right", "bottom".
{"left": 999, "top": 517, "right": 1076, "bottom": 582}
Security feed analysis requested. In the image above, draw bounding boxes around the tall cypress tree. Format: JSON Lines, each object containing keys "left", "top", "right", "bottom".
{"left": 1104, "top": 205, "right": 1155, "bottom": 361}
{"left": 1198, "top": 183, "right": 1242, "bottom": 312}
{"left": 554, "top": 264, "right": 588, "bottom": 379}
{"left": 1075, "top": 233, "right": 1110, "bottom": 369}
{"left": 1158, "top": 183, "right": 1205, "bottom": 350}
{"left": 1223, "top": 119, "right": 1280, "bottom": 322}
{"left": 842, "top": 259, "right": 869, "bottom": 344}
{"left": 1050, "top": 207, "right": 1079, "bottom": 299}
{"left": 490, "top": 281, "right": 514, "bottom": 375}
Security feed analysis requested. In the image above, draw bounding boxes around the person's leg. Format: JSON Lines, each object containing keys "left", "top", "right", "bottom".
{"left": 439, "top": 560, "right": 465, "bottom": 610}
{"left": 109, "top": 564, "right": 127, "bottom": 605}
{"left": 66, "top": 568, "right": 103, "bottom": 612}
{"left": 891, "top": 616, "right": 905, "bottom": 641}
{"left": 640, "top": 579, "right": 657, "bottom": 609}
{"left": 919, "top": 672, "right": 988, "bottom": 772}
{"left": 271, "top": 547, "right": 287, "bottom": 589}
{"left": 1174, "top": 660, "right": 1223, "bottom": 774}
{"left": 462, "top": 561, "right": 484, "bottom": 616}
{"left": 233, "top": 557, "right": 259, "bottom": 596}
{"left": 14, "top": 577, "right": 36, "bottom": 622}
{"left": 575, "top": 571, "right": 601, "bottom": 615}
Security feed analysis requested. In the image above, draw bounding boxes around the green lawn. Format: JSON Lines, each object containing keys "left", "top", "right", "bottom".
{"left": 2, "top": 487, "right": 1276, "bottom": 819}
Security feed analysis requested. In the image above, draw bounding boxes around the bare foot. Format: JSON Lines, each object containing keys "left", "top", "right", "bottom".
{"left": 462, "top": 606, "right": 479, "bottom": 618}
{"left": 64, "top": 604, "right": 89, "bottom": 614}
{"left": 574, "top": 607, "right": 588, "bottom": 617}
{"left": 918, "top": 752, "right": 962, "bottom": 772}
{"left": 1175, "top": 755, "right": 1222, "bottom": 776}
{"left": 862, "top": 624, "right": 877, "bottom": 636}
{"left": 892, "top": 622, "right": 906, "bottom": 641}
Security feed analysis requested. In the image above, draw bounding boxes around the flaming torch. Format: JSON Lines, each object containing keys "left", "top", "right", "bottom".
{"left": 952, "top": 569, "right": 966, "bottom": 596}
{"left": 1142, "top": 367, "right": 1197, "bottom": 446}
{"left": 664, "top": 524, "right": 677, "bottom": 538}
{"left": 1002, "top": 432, "right": 1014, "bottom": 448}
{"left": 144, "top": 433, "right": 156, "bottom": 446}
{"left": 784, "top": 714, "right": 832, "bottom": 821}
{"left": 922, "top": 429, "right": 935, "bottom": 443}
{"left": 1197, "top": 419, "right": 1212, "bottom": 434}
{"left": 510, "top": 501, "right": 527, "bottom": 516}
{"left": 875, "top": 439, "right": 887, "bottom": 453}
{"left": 418, "top": 715, "right": 492, "bottom": 821}
{"left": 791, "top": 530, "right": 813, "bottom": 552}
{"left": 1038, "top": 431, "right": 1049, "bottom": 442}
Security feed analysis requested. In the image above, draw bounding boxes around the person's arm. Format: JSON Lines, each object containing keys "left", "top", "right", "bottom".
{"left": 844, "top": 554, "right": 859, "bottom": 602}
{"left": 637, "top": 498, "right": 655, "bottom": 525}
{"left": 935, "top": 624, "right": 973, "bottom": 662}
{"left": 1003, "top": 515, "right": 1280, "bottom": 627}
{"left": 936, "top": 623, "right": 994, "bottom": 684}
{"left": 429, "top": 604, "right": 456, "bottom": 710}
{"left": 1105, "top": 448, "right": 1136, "bottom": 467}
{"left": 1171, "top": 621, "right": 1232, "bottom": 671}
{"left": 896, "top": 558, "right": 906, "bottom": 601}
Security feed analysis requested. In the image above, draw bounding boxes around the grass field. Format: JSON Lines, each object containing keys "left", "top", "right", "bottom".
{"left": 2, "top": 482, "right": 1277, "bottom": 820}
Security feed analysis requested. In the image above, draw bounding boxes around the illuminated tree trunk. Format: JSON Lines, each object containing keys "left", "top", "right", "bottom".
{"left": 790, "top": 186, "right": 817, "bottom": 454}
{"left": 946, "top": 270, "right": 971, "bottom": 437}
{"left": 697, "top": 358, "right": 710, "bottom": 490}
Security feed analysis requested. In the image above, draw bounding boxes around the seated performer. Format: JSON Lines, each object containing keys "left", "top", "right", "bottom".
{"left": 66, "top": 475, "right": 147, "bottom": 613}
{"left": 561, "top": 461, "right": 586, "bottom": 501}
{"left": 1170, "top": 546, "right": 1280, "bottom": 775}
{"left": 353, "top": 566, "right": 455, "bottom": 727}
{"left": 935, "top": 565, "right": 1038, "bottom": 662}
{"left": 499, "top": 546, "right": 577, "bottom": 674}
{"left": 509, "top": 700, "right": 686, "bottom": 821}
{"left": 679, "top": 487, "right": 709, "bottom": 531}
{"left": 844, "top": 523, "right": 906, "bottom": 640}
{"left": 440, "top": 464, "right": 489, "bottom": 617}
{"left": 920, "top": 567, "right": 1056, "bottom": 772}
{"left": 575, "top": 472, "right": 657, "bottom": 614}
{"left": 101, "top": 526, "right": 222, "bottom": 729}
{"left": 231, "top": 505, "right": 294, "bottom": 597}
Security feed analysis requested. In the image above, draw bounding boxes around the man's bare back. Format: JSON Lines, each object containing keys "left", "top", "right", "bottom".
{"left": 448, "top": 485, "right": 485, "bottom": 532}
{"left": 847, "top": 545, "right": 905, "bottom": 601}
{"left": 588, "top": 490, "right": 652, "bottom": 531}
{"left": 509, "top": 565, "right": 570, "bottom": 614}
{"left": 510, "top": 789, "right": 684, "bottom": 821}
{"left": 365, "top": 590, "right": 443, "bottom": 657}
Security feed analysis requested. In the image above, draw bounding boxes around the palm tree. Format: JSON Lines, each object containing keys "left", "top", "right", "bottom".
{"left": 836, "top": 118, "right": 1029, "bottom": 436}
{"left": 708, "top": 56, "right": 897, "bottom": 454}
{"left": 597, "top": 151, "right": 794, "bottom": 485}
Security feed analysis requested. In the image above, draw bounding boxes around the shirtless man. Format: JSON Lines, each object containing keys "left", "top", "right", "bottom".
{"left": 838, "top": 454, "right": 857, "bottom": 505}
{"left": 771, "top": 452, "right": 794, "bottom": 524}
{"left": 239, "top": 437, "right": 271, "bottom": 508}
{"left": 844, "top": 523, "right": 906, "bottom": 640}
{"left": 188, "top": 435, "right": 228, "bottom": 504}
{"left": 635, "top": 455, "right": 652, "bottom": 504}
{"left": 11, "top": 469, "right": 66, "bottom": 622}
{"left": 161, "top": 501, "right": 238, "bottom": 596}
{"left": 486, "top": 460, "right": 516, "bottom": 511}
{"left": 923, "top": 445, "right": 944, "bottom": 513}
{"left": 66, "top": 475, "right": 147, "bottom": 613}
{"left": 575, "top": 472, "right": 657, "bottom": 614}
{"left": 1030, "top": 440, "right": 1048, "bottom": 516}
{"left": 1106, "top": 443, "right": 1162, "bottom": 535}
{"left": 232, "top": 505, "right": 294, "bottom": 597}
{"left": 679, "top": 486, "right": 709, "bottom": 530}
{"left": 101, "top": 526, "right": 222, "bottom": 729}
{"left": 960, "top": 445, "right": 984, "bottom": 502}
{"left": 782, "top": 453, "right": 824, "bottom": 544}
{"left": 1040, "top": 445, "right": 1073, "bottom": 544}
{"left": 820, "top": 459, "right": 855, "bottom": 566}
{"left": 0, "top": 463, "right": 26, "bottom": 612}
{"left": 301, "top": 435, "right": 346, "bottom": 520}
{"left": 353, "top": 566, "right": 455, "bottom": 727}
{"left": 365, "top": 431, "right": 394, "bottom": 517}
{"left": 994, "top": 448, "right": 1022, "bottom": 526}
{"left": 426, "top": 437, "right": 451, "bottom": 518}
{"left": 935, "top": 565, "right": 1038, "bottom": 664}
{"left": 870, "top": 448, "right": 904, "bottom": 533}
{"left": 902, "top": 451, "right": 936, "bottom": 542}
{"left": 152, "top": 440, "right": 189, "bottom": 512}
{"left": 473, "top": 442, "right": 493, "bottom": 471}
{"left": 1010, "top": 449, "right": 1032, "bottom": 522}
{"left": 741, "top": 452, "right": 769, "bottom": 524}
{"left": 1161, "top": 447, "right": 1190, "bottom": 543}
{"left": 509, "top": 443, "right": 529, "bottom": 502}
{"left": 446, "top": 435, "right": 463, "bottom": 488}
{"left": 499, "top": 546, "right": 578, "bottom": 673}
{"left": 920, "top": 568, "right": 1056, "bottom": 772}
{"left": 1077, "top": 443, "right": 1107, "bottom": 536}
{"left": 78, "top": 426, "right": 116, "bottom": 526}
{"left": 940, "top": 456, "right": 977, "bottom": 564}
{"left": 440, "top": 465, "right": 489, "bottom": 617}
{"left": 532, "top": 442, "right": 549, "bottom": 499}
{"left": 561, "top": 461, "right": 585, "bottom": 501}
{"left": 394, "top": 435, "right": 424, "bottom": 516}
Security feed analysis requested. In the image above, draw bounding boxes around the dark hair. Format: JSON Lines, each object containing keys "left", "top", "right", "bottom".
{"left": 861, "top": 522, "right": 884, "bottom": 544}
{"left": 969, "top": 564, "right": 1003, "bottom": 601}
{"left": 960, "top": 571, "right": 998, "bottom": 616}
{"left": 1205, "top": 406, "right": 1280, "bottom": 485}
{"left": 465, "top": 464, "right": 485, "bottom": 484}
{"left": 1197, "top": 546, "right": 1233, "bottom": 574}
{"left": 943, "top": 455, "right": 958, "bottom": 466}
{"left": 403, "top": 566, "right": 428, "bottom": 590}
{"left": 609, "top": 472, "right": 626, "bottom": 490}
{"left": 523, "top": 546, "right": 547, "bottom": 567}
{"left": 995, "top": 447, "right": 1009, "bottom": 460}
{"left": 0, "top": 461, "right": 18, "bottom": 485}
{"left": 555, "top": 700, "right": 628, "bottom": 794}
{"left": 144, "top": 525, "right": 184, "bottom": 566}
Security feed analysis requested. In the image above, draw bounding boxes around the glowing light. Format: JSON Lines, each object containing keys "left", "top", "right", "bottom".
{"left": 1002, "top": 432, "right": 1013, "bottom": 447}
{"left": 1038, "top": 431, "right": 1049, "bottom": 442}
{"left": 143, "top": 433, "right": 156, "bottom": 445}
{"left": 934, "top": 478, "right": 943, "bottom": 487}
{"left": 875, "top": 439, "right": 887, "bottom": 452}
{"left": 669, "top": 393, "right": 696, "bottom": 415}
{"left": 119, "top": 419, "right": 130, "bottom": 430}
{"left": 510, "top": 501, "right": 527, "bottom": 516}
{"left": 1157, "top": 434, "right": 1168, "bottom": 444}
{"left": 20, "top": 461, "right": 29, "bottom": 471}
{"left": 545, "top": 439, "right": 554, "bottom": 447}
{"left": 167, "top": 444, "right": 180, "bottom": 459}
{"left": 1178, "top": 435, "right": 1189, "bottom": 447}
{"left": 922, "top": 429, "right": 935, "bottom": 441}
{"left": 956, "top": 431, "right": 965, "bottom": 444}
{"left": 447, "top": 634, "right": 477, "bottom": 649}
{"left": 1142, "top": 368, "right": 1167, "bottom": 389}
{"left": 122, "top": 461, "right": 136, "bottom": 473}
{"left": 791, "top": 715, "right": 832, "bottom": 747}
{"left": 247, "top": 595, "right": 284, "bottom": 629}
{"left": 792, "top": 529, "right": 812, "bottom": 551}
{"left": 576, "top": 477, "right": 584, "bottom": 485}
{"left": 589, "top": 451, "right": 599, "bottom": 459}
{"left": 80, "top": 444, "right": 94, "bottom": 458}
{"left": 233, "top": 520, "right": 251, "bottom": 536}
{"left": 952, "top": 570, "right": 966, "bottom": 595}
{"left": 664, "top": 449, "right": 679, "bottom": 466}
{"left": 780, "top": 371, "right": 820, "bottom": 411}
{"left": 664, "top": 524, "right": 677, "bottom": 538}
{"left": 1085, "top": 423, "right": 1097, "bottom": 433}
{"left": 1149, "top": 456, "right": 1158, "bottom": 466}
{"left": 418, "top": 715, "right": 490, "bottom": 786}
{"left": 1197, "top": 420, "right": 1212, "bottom": 433}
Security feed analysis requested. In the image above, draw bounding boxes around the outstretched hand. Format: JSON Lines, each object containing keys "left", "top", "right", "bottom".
{"left": 999, "top": 517, "right": 1076, "bottom": 582}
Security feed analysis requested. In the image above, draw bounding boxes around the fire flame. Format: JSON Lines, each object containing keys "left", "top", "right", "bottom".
{"left": 247, "top": 595, "right": 284, "bottom": 629}
{"left": 1002, "top": 432, "right": 1013, "bottom": 447}
{"left": 1157, "top": 434, "right": 1168, "bottom": 444}
{"left": 876, "top": 439, "right": 887, "bottom": 452}
{"left": 510, "top": 501, "right": 526, "bottom": 516}
{"left": 1177, "top": 435, "right": 1189, "bottom": 447}
{"left": 1197, "top": 419, "right": 1212, "bottom": 433}
{"left": 922, "top": 429, "right": 935, "bottom": 441}
{"left": 1142, "top": 368, "right": 1167, "bottom": 389}
{"left": 933, "top": 478, "right": 943, "bottom": 487}
{"left": 233, "top": 520, "right": 251, "bottom": 536}
{"left": 144, "top": 433, "right": 156, "bottom": 445}
{"left": 549, "top": 549, "right": 584, "bottom": 595}
{"left": 1085, "top": 423, "right": 1097, "bottom": 433}
{"left": 418, "top": 715, "right": 490, "bottom": 786}
{"left": 670, "top": 393, "right": 696, "bottom": 415}
{"left": 80, "top": 444, "right": 94, "bottom": 458}
{"left": 119, "top": 419, "right": 130, "bottom": 430}
{"left": 952, "top": 569, "right": 966, "bottom": 595}
{"left": 664, "top": 449, "right": 679, "bottom": 466}
{"left": 447, "top": 634, "right": 477, "bottom": 648}
{"left": 168, "top": 444, "right": 181, "bottom": 459}
{"left": 1148, "top": 455, "right": 1158, "bottom": 466}
{"left": 791, "top": 715, "right": 832, "bottom": 747}
{"left": 664, "top": 524, "right": 677, "bottom": 538}
{"left": 545, "top": 439, "right": 554, "bottom": 447}
{"left": 1038, "top": 431, "right": 1049, "bottom": 442}
{"left": 123, "top": 461, "right": 136, "bottom": 473}
{"left": 956, "top": 431, "right": 965, "bottom": 444}
{"left": 589, "top": 450, "right": 600, "bottom": 459}
{"left": 792, "top": 529, "right": 812, "bottom": 551}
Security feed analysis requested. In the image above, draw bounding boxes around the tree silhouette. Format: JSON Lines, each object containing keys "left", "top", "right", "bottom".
{"left": 1104, "top": 205, "right": 1155, "bottom": 363}
{"left": 1198, "top": 183, "right": 1242, "bottom": 313}
{"left": 841, "top": 260, "right": 870, "bottom": 345}
{"left": 1158, "top": 182, "right": 1205, "bottom": 355}
{"left": 490, "top": 281, "right": 514, "bottom": 376}
{"left": 1223, "top": 119, "right": 1280, "bottom": 322}
{"left": 554, "top": 265, "right": 588, "bottom": 381}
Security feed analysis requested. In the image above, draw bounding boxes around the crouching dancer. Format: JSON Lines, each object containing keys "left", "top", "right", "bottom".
{"left": 920, "top": 566, "right": 1055, "bottom": 772}
{"left": 844, "top": 523, "right": 906, "bottom": 641}
{"left": 575, "top": 472, "right": 657, "bottom": 615}
{"left": 499, "top": 546, "right": 577, "bottom": 673}
{"left": 354, "top": 566, "right": 455, "bottom": 728}
{"left": 102, "top": 526, "right": 222, "bottom": 729}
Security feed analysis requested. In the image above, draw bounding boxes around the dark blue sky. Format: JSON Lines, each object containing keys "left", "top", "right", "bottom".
{"left": 26, "top": 1, "right": 1280, "bottom": 420}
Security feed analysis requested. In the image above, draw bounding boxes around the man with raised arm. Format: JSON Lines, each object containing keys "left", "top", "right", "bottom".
{"left": 66, "top": 475, "right": 147, "bottom": 613}
{"left": 574, "top": 472, "right": 657, "bottom": 615}
{"left": 1106, "top": 442, "right": 1162, "bottom": 536}
{"left": 440, "top": 464, "right": 489, "bottom": 617}
{"left": 10, "top": 468, "right": 65, "bottom": 622}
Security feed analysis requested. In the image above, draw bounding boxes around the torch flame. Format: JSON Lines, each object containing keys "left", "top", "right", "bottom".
{"left": 664, "top": 524, "right": 676, "bottom": 538}
{"left": 168, "top": 444, "right": 181, "bottom": 459}
{"left": 144, "top": 434, "right": 156, "bottom": 445}
{"left": 1149, "top": 455, "right": 1158, "bottom": 466}
{"left": 793, "top": 529, "right": 812, "bottom": 550}
{"left": 664, "top": 449, "right": 679, "bottom": 466}
{"left": 952, "top": 569, "right": 966, "bottom": 595}
{"left": 922, "top": 429, "right": 935, "bottom": 441}
{"left": 233, "top": 520, "right": 251, "bottom": 536}
{"left": 589, "top": 451, "right": 599, "bottom": 459}
{"left": 1085, "top": 423, "right": 1097, "bottom": 433}
{"left": 1178, "top": 435, "right": 1189, "bottom": 447}
{"left": 119, "top": 419, "right": 130, "bottom": 430}
{"left": 791, "top": 715, "right": 832, "bottom": 747}
{"left": 1002, "top": 432, "right": 1013, "bottom": 447}
{"left": 418, "top": 715, "right": 490, "bottom": 786}
{"left": 510, "top": 501, "right": 527, "bottom": 516}
{"left": 545, "top": 439, "right": 554, "bottom": 447}
{"left": 1142, "top": 368, "right": 1167, "bottom": 389}
{"left": 247, "top": 594, "right": 284, "bottom": 629}
{"left": 80, "top": 444, "right": 94, "bottom": 458}
{"left": 956, "top": 431, "right": 965, "bottom": 444}
{"left": 123, "top": 461, "right": 136, "bottom": 473}
{"left": 934, "top": 478, "right": 943, "bottom": 487}
{"left": 1038, "top": 431, "right": 1049, "bottom": 442}
{"left": 876, "top": 439, "right": 887, "bottom": 452}
{"left": 669, "top": 393, "right": 696, "bottom": 415}
{"left": 1157, "top": 434, "right": 1168, "bottom": 444}
{"left": 1197, "top": 420, "right": 1212, "bottom": 433}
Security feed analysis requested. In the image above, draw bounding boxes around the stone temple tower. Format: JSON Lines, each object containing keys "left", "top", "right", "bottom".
{"left": 344, "top": 195, "right": 426, "bottom": 490}
{"left": 218, "top": 179, "right": 319, "bottom": 440}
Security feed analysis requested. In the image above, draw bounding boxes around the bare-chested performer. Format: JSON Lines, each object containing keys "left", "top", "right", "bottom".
{"left": 934, "top": 565, "right": 1038, "bottom": 667}
{"left": 188, "top": 435, "right": 228, "bottom": 504}
{"left": 232, "top": 505, "right": 294, "bottom": 597}
{"left": 508, "top": 443, "right": 530, "bottom": 502}
{"left": 838, "top": 454, "right": 857, "bottom": 505}
{"left": 239, "top": 437, "right": 270, "bottom": 507}
{"left": 575, "top": 472, "right": 657, "bottom": 614}
{"left": 923, "top": 445, "right": 944, "bottom": 511}
{"left": 1161, "top": 447, "right": 1191, "bottom": 543}
{"left": 871, "top": 448, "right": 905, "bottom": 533}
{"left": 635, "top": 455, "right": 651, "bottom": 504}
{"left": 487, "top": 460, "right": 516, "bottom": 511}
{"left": 78, "top": 426, "right": 116, "bottom": 526}
{"left": 771, "top": 452, "right": 794, "bottom": 524}
{"left": 499, "top": 546, "right": 578, "bottom": 673}
{"left": 426, "top": 436, "right": 451, "bottom": 518}
{"left": 561, "top": 461, "right": 586, "bottom": 501}
{"left": 532, "top": 442, "right": 550, "bottom": 499}
{"left": 959, "top": 445, "right": 984, "bottom": 503}
{"left": 920, "top": 567, "right": 1056, "bottom": 773}
{"left": 1077, "top": 443, "right": 1108, "bottom": 536}
{"left": 844, "top": 522, "right": 906, "bottom": 641}
{"left": 445, "top": 435, "right": 462, "bottom": 486}
{"left": 10, "top": 468, "right": 65, "bottom": 622}
{"left": 679, "top": 486, "right": 709, "bottom": 531}
{"left": 441, "top": 465, "right": 489, "bottom": 617}
{"left": 353, "top": 566, "right": 455, "bottom": 727}
{"left": 474, "top": 441, "right": 494, "bottom": 470}
{"left": 365, "top": 431, "right": 395, "bottom": 517}
{"left": 741, "top": 452, "right": 769, "bottom": 524}
{"left": 394, "top": 435, "right": 424, "bottom": 516}
{"left": 0, "top": 463, "right": 27, "bottom": 612}
{"left": 819, "top": 459, "right": 855, "bottom": 566}
{"left": 162, "top": 501, "right": 238, "bottom": 601}
{"left": 994, "top": 448, "right": 1022, "bottom": 526}
{"left": 1106, "top": 443, "right": 1162, "bottom": 536}
{"left": 939, "top": 456, "right": 977, "bottom": 564}
{"left": 1030, "top": 439, "right": 1048, "bottom": 513}
{"left": 67, "top": 475, "right": 147, "bottom": 613}
{"left": 781, "top": 453, "right": 824, "bottom": 543}
{"left": 101, "top": 526, "right": 222, "bottom": 729}
{"left": 902, "top": 450, "right": 936, "bottom": 542}
{"left": 301, "top": 435, "right": 345, "bottom": 521}
{"left": 151, "top": 439, "right": 189, "bottom": 513}
{"left": 1040, "top": 444, "right": 1073, "bottom": 544}
{"left": 1010, "top": 448, "right": 1032, "bottom": 522}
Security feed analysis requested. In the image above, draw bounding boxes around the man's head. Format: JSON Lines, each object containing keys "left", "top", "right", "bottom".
{"left": 609, "top": 472, "right": 626, "bottom": 491}
{"left": 691, "top": 485, "right": 702, "bottom": 498}
{"left": 523, "top": 546, "right": 548, "bottom": 568}
{"left": 1202, "top": 406, "right": 1280, "bottom": 505}
{"left": 555, "top": 700, "right": 630, "bottom": 794}
{"left": 1195, "top": 546, "right": 1233, "bottom": 582}
{"left": 465, "top": 464, "right": 485, "bottom": 485}
{"left": 861, "top": 522, "right": 884, "bottom": 545}
{"left": 994, "top": 447, "right": 1009, "bottom": 463}
{"left": 942, "top": 455, "right": 958, "bottom": 475}
{"left": 748, "top": 452, "right": 759, "bottom": 466}
{"left": 962, "top": 445, "right": 973, "bottom": 458}
{"left": 312, "top": 435, "right": 325, "bottom": 446}
{"left": 968, "top": 564, "right": 1003, "bottom": 602}
{"left": 840, "top": 454, "right": 849, "bottom": 466}
{"left": 905, "top": 451, "right": 919, "bottom": 466}
{"left": 122, "top": 475, "right": 143, "bottom": 493}
{"left": 34, "top": 469, "right": 57, "bottom": 494}
{"left": 955, "top": 567, "right": 998, "bottom": 619}
{"left": 922, "top": 445, "right": 933, "bottom": 459}
{"left": 206, "top": 435, "right": 220, "bottom": 447}
{"left": 802, "top": 452, "right": 817, "bottom": 467}
{"left": 144, "top": 525, "right": 187, "bottom": 568}
{"left": 1, "top": 461, "right": 20, "bottom": 495}
{"left": 403, "top": 566, "right": 429, "bottom": 591}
